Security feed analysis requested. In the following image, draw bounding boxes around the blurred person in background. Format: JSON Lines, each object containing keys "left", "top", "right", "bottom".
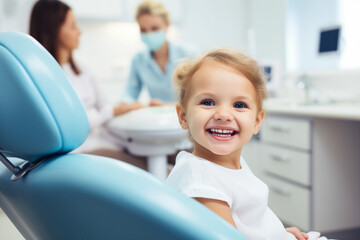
{"left": 121, "top": 0, "right": 198, "bottom": 106}
{"left": 29, "top": 0, "right": 147, "bottom": 169}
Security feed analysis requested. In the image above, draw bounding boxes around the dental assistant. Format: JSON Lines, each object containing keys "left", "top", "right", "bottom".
{"left": 122, "top": 0, "right": 198, "bottom": 105}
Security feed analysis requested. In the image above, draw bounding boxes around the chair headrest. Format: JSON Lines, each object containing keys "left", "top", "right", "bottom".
{"left": 0, "top": 32, "right": 89, "bottom": 162}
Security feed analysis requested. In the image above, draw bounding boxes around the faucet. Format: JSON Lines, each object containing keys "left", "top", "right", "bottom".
{"left": 295, "top": 74, "right": 320, "bottom": 105}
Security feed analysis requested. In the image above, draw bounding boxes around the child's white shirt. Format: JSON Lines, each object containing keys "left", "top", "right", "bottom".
{"left": 166, "top": 151, "right": 292, "bottom": 240}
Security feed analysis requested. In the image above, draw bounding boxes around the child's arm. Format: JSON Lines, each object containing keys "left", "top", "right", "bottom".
{"left": 195, "top": 197, "right": 311, "bottom": 240}
{"left": 194, "top": 197, "right": 236, "bottom": 228}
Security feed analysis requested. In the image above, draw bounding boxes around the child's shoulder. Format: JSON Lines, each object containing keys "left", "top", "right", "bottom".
{"left": 175, "top": 151, "right": 217, "bottom": 172}
{"left": 176, "top": 151, "right": 198, "bottom": 164}
{"left": 167, "top": 151, "right": 225, "bottom": 184}
{"left": 166, "top": 151, "right": 235, "bottom": 206}
{"left": 172, "top": 151, "right": 204, "bottom": 174}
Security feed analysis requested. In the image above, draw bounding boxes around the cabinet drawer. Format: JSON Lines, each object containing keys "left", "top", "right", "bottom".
{"left": 262, "top": 145, "right": 310, "bottom": 186}
{"left": 264, "top": 175, "right": 310, "bottom": 231}
{"left": 261, "top": 116, "right": 311, "bottom": 150}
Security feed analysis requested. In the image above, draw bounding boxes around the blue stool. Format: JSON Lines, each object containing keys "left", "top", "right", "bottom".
{"left": 0, "top": 32, "right": 246, "bottom": 240}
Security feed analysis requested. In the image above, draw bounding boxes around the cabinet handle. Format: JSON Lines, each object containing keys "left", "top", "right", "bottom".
{"left": 269, "top": 125, "right": 290, "bottom": 133}
{"left": 270, "top": 154, "right": 290, "bottom": 163}
{"left": 269, "top": 185, "right": 291, "bottom": 196}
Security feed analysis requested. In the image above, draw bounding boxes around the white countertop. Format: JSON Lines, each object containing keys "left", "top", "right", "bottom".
{"left": 264, "top": 99, "right": 360, "bottom": 121}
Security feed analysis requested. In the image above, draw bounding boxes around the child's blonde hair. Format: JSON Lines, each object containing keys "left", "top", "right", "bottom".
{"left": 174, "top": 48, "right": 268, "bottom": 112}
{"left": 135, "top": 0, "right": 170, "bottom": 24}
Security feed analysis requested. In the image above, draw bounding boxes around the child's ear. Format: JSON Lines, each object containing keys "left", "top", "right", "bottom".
{"left": 176, "top": 104, "right": 188, "bottom": 129}
{"left": 253, "top": 109, "right": 265, "bottom": 135}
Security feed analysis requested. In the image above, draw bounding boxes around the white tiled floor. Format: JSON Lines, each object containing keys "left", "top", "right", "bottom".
{"left": 0, "top": 209, "right": 24, "bottom": 240}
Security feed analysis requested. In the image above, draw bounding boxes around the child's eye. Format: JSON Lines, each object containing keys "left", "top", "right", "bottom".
{"left": 200, "top": 99, "right": 215, "bottom": 106}
{"left": 234, "top": 102, "right": 247, "bottom": 109}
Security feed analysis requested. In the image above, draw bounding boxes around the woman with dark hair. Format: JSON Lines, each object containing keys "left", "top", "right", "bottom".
{"left": 29, "top": 0, "right": 80, "bottom": 75}
{"left": 29, "top": 1, "right": 145, "bottom": 166}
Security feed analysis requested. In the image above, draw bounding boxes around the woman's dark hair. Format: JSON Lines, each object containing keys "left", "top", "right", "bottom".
{"left": 29, "top": 0, "right": 80, "bottom": 75}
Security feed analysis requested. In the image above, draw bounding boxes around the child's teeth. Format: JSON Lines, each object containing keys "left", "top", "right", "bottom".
{"left": 210, "top": 129, "right": 233, "bottom": 133}
{"left": 210, "top": 129, "right": 234, "bottom": 135}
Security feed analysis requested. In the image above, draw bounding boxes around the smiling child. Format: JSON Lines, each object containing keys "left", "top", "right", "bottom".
{"left": 166, "top": 49, "right": 328, "bottom": 240}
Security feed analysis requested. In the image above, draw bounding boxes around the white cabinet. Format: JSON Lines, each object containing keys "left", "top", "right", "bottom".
{"left": 264, "top": 175, "right": 311, "bottom": 230}
{"left": 249, "top": 114, "right": 360, "bottom": 233}
{"left": 261, "top": 115, "right": 312, "bottom": 230}
{"left": 261, "top": 116, "right": 311, "bottom": 150}
{"left": 311, "top": 118, "right": 360, "bottom": 232}
{"left": 262, "top": 144, "right": 311, "bottom": 186}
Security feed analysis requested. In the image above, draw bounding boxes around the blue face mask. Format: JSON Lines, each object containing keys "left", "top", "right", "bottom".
{"left": 141, "top": 30, "right": 166, "bottom": 51}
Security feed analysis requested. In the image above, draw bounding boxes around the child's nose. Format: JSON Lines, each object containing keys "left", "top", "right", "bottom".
{"left": 214, "top": 107, "right": 234, "bottom": 122}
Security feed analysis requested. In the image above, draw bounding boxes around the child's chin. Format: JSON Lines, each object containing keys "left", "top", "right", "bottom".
{"left": 210, "top": 149, "right": 233, "bottom": 156}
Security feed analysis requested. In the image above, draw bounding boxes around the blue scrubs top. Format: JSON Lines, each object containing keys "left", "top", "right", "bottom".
{"left": 122, "top": 41, "right": 198, "bottom": 103}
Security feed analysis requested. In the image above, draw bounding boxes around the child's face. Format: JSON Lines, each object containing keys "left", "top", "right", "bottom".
{"left": 177, "top": 61, "right": 264, "bottom": 160}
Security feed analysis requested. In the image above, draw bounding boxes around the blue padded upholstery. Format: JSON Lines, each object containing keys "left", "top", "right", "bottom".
{"left": 0, "top": 155, "right": 245, "bottom": 239}
{"left": 0, "top": 32, "right": 89, "bottom": 162}
{"left": 0, "top": 32, "right": 246, "bottom": 239}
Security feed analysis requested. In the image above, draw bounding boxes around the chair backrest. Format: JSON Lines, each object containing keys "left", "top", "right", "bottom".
{"left": 0, "top": 32, "right": 246, "bottom": 240}
{"left": 0, "top": 32, "right": 89, "bottom": 162}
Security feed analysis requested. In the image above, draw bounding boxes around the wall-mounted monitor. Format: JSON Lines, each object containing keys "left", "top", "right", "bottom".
{"left": 318, "top": 26, "right": 341, "bottom": 53}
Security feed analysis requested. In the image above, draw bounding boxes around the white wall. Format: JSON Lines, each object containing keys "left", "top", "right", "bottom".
{"left": 338, "top": 1, "right": 360, "bottom": 69}
{"left": 286, "top": 0, "right": 360, "bottom": 71}
{"left": 0, "top": 0, "right": 36, "bottom": 33}
{"left": 248, "top": 0, "right": 286, "bottom": 65}
{"left": 179, "top": 0, "right": 249, "bottom": 53}
{"left": 74, "top": 22, "right": 144, "bottom": 104}
{"left": 179, "top": 0, "right": 287, "bottom": 67}
{"left": 282, "top": 0, "right": 360, "bottom": 104}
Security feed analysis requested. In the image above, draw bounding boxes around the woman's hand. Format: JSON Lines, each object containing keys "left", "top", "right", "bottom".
{"left": 113, "top": 102, "right": 143, "bottom": 116}
{"left": 286, "top": 227, "right": 308, "bottom": 240}
{"left": 149, "top": 99, "right": 164, "bottom": 107}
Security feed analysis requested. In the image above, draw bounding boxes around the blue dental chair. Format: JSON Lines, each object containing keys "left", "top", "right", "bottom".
{"left": 0, "top": 32, "right": 246, "bottom": 240}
